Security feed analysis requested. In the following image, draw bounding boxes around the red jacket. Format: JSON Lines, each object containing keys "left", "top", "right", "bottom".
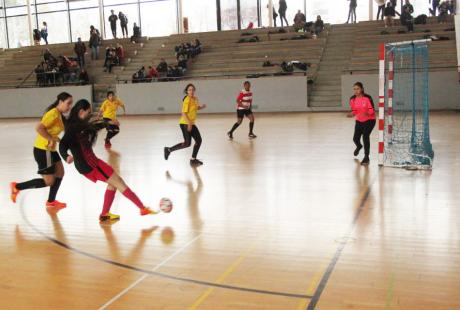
{"left": 349, "top": 94, "right": 376, "bottom": 122}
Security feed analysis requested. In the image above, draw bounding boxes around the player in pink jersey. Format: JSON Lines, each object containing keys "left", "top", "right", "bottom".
{"left": 227, "top": 81, "right": 257, "bottom": 139}
{"left": 347, "top": 82, "right": 376, "bottom": 165}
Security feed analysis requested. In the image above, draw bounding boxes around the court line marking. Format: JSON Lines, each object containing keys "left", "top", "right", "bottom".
{"left": 296, "top": 261, "right": 329, "bottom": 310}
{"left": 19, "top": 199, "right": 311, "bottom": 300}
{"left": 306, "top": 172, "right": 379, "bottom": 310}
{"left": 189, "top": 248, "right": 252, "bottom": 309}
{"left": 98, "top": 233, "right": 202, "bottom": 310}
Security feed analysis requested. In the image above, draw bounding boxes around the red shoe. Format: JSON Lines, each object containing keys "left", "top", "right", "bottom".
{"left": 46, "top": 200, "right": 67, "bottom": 211}
{"left": 10, "top": 182, "right": 20, "bottom": 203}
{"left": 140, "top": 207, "right": 158, "bottom": 216}
{"left": 105, "top": 140, "right": 112, "bottom": 149}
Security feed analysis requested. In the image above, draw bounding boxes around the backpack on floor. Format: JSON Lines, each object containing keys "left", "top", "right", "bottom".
{"left": 414, "top": 14, "right": 427, "bottom": 24}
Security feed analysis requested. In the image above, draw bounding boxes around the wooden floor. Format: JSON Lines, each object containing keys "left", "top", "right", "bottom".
{"left": 0, "top": 112, "right": 459, "bottom": 310}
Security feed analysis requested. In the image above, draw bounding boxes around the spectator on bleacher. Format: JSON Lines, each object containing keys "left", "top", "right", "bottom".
{"left": 116, "top": 43, "right": 125, "bottom": 64}
{"left": 267, "top": 5, "right": 278, "bottom": 27}
{"left": 157, "top": 58, "right": 168, "bottom": 75}
{"left": 446, "top": 0, "right": 455, "bottom": 14}
{"left": 104, "top": 46, "right": 118, "bottom": 73}
{"left": 40, "top": 22, "right": 48, "bottom": 45}
{"left": 293, "top": 10, "right": 306, "bottom": 31}
{"left": 79, "top": 69, "right": 90, "bottom": 85}
{"left": 346, "top": 0, "right": 357, "bottom": 23}
{"left": 118, "top": 11, "right": 128, "bottom": 38}
{"left": 377, "top": 0, "right": 385, "bottom": 20}
{"left": 74, "top": 38, "right": 86, "bottom": 68}
{"left": 147, "top": 65, "right": 159, "bottom": 81}
{"left": 278, "top": 0, "right": 289, "bottom": 27}
{"left": 247, "top": 22, "right": 254, "bottom": 29}
{"left": 384, "top": 2, "right": 396, "bottom": 27}
{"left": 438, "top": 1, "right": 449, "bottom": 23}
{"left": 131, "top": 23, "right": 141, "bottom": 43}
{"left": 430, "top": 0, "right": 440, "bottom": 16}
{"left": 193, "top": 38, "right": 202, "bottom": 56}
{"left": 89, "top": 26, "right": 101, "bottom": 60}
{"left": 33, "top": 29, "right": 41, "bottom": 46}
{"left": 402, "top": 0, "right": 414, "bottom": 14}
{"left": 401, "top": 6, "right": 415, "bottom": 32}
{"left": 109, "top": 10, "right": 118, "bottom": 38}
{"left": 35, "top": 62, "right": 46, "bottom": 87}
{"left": 314, "top": 15, "right": 324, "bottom": 35}
{"left": 137, "top": 66, "right": 146, "bottom": 82}
{"left": 43, "top": 49, "right": 57, "bottom": 67}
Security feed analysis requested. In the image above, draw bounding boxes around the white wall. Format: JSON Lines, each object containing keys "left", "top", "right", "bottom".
{"left": 341, "top": 71, "right": 460, "bottom": 110}
{"left": 116, "top": 76, "right": 308, "bottom": 115}
{"left": 0, "top": 86, "right": 93, "bottom": 118}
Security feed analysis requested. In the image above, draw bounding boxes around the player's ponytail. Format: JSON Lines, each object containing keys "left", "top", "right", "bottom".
{"left": 46, "top": 92, "right": 72, "bottom": 112}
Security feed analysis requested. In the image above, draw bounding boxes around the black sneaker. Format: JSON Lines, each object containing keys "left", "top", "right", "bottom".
{"left": 164, "top": 147, "right": 171, "bottom": 160}
{"left": 248, "top": 133, "right": 257, "bottom": 139}
{"left": 361, "top": 156, "right": 370, "bottom": 166}
{"left": 190, "top": 159, "right": 203, "bottom": 166}
{"left": 354, "top": 145, "right": 362, "bottom": 156}
{"left": 227, "top": 132, "right": 233, "bottom": 140}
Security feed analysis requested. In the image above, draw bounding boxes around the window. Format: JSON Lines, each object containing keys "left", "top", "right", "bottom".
{"left": 37, "top": 11, "right": 70, "bottom": 43}
{"left": 182, "top": 0, "right": 217, "bottom": 33}
{"left": 4, "top": 0, "right": 27, "bottom": 7}
{"left": 36, "top": 1, "right": 68, "bottom": 13}
{"left": 104, "top": 4, "right": 139, "bottom": 39}
{"left": 220, "top": 0, "right": 237, "bottom": 30}
{"left": 7, "top": 15, "right": 29, "bottom": 47}
{"left": 139, "top": 0, "right": 177, "bottom": 37}
{"left": 240, "top": 0, "right": 258, "bottom": 29}
{"left": 70, "top": 7, "right": 100, "bottom": 41}
{"left": 0, "top": 18, "right": 8, "bottom": 48}
{"left": 69, "top": 0, "right": 99, "bottom": 10}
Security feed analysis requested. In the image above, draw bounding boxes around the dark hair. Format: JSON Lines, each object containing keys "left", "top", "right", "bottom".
{"left": 46, "top": 92, "right": 72, "bottom": 112}
{"left": 66, "top": 99, "right": 100, "bottom": 146}
{"left": 183, "top": 83, "right": 196, "bottom": 94}
{"left": 244, "top": 81, "right": 251, "bottom": 86}
{"left": 107, "top": 91, "right": 114, "bottom": 97}
{"left": 353, "top": 82, "right": 364, "bottom": 91}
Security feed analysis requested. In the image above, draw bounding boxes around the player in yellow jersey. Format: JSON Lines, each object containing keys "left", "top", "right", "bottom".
{"left": 98, "top": 91, "right": 125, "bottom": 149}
{"left": 10, "top": 92, "right": 73, "bottom": 210}
{"left": 164, "top": 84, "right": 207, "bottom": 166}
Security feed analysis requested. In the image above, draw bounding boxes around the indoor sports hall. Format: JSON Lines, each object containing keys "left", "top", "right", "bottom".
{"left": 0, "top": 1, "right": 459, "bottom": 309}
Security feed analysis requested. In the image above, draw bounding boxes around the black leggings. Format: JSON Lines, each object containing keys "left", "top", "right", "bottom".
{"left": 353, "top": 120, "right": 376, "bottom": 156}
{"left": 104, "top": 118, "right": 120, "bottom": 141}
{"left": 169, "top": 124, "right": 202, "bottom": 158}
{"left": 121, "top": 24, "right": 128, "bottom": 37}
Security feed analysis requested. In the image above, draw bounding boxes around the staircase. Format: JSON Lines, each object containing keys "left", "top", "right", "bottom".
{"left": 309, "top": 24, "right": 355, "bottom": 109}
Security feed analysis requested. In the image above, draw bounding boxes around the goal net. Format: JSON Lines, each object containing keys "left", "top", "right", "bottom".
{"left": 378, "top": 40, "right": 434, "bottom": 169}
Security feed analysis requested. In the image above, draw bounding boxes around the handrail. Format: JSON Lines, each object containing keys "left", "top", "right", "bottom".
{"left": 15, "top": 69, "right": 35, "bottom": 88}
{"left": 343, "top": 65, "right": 460, "bottom": 75}
{"left": 116, "top": 71, "right": 308, "bottom": 84}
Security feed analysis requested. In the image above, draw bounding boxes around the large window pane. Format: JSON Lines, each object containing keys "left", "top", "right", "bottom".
{"left": 7, "top": 16, "right": 29, "bottom": 47}
{"left": 0, "top": 18, "right": 8, "bottom": 48}
{"left": 261, "top": 0, "right": 306, "bottom": 27}
{"left": 139, "top": 0, "right": 177, "bottom": 37}
{"left": 307, "top": 0, "right": 349, "bottom": 24}
{"left": 36, "top": 11, "right": 70, "bottom": 43}
{"left": 5, "top": 0, "right": 26, "bottom": 7}
{"left": 69, "top": 0, "right": 99, "bottom": 9}
{"left": 220, "top": 0, "right": 237, "bottom": 30}
{"left": 104, "top": 4, "right": 139, "bottom": 39}
{"left": 70, "top": 8, "right": 100, "bottom": 41}
{"left": 36, "top": 1, "right": 68, "bottom": 13}
{"left": 182, "top": 0, "right": 216, "bottom": 33}
{"left": 6, "top": 6, "right": 27, "bottom": 16}
{"left": 240, "top": 0, "right": 258, "bottom": 29}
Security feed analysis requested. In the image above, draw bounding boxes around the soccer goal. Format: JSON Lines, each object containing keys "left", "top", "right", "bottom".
{"left": 378, "top": 40, "right": 434, "bottom": 169}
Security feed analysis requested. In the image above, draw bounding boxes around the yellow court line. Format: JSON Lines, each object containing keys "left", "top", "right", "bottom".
{"left": 189, "top": 251, "right": 250, "bottom": 310}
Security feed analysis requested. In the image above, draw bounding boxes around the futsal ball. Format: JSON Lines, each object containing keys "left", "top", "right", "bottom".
{"left": 159, "top": 198, "right": 173, "bottom": 213}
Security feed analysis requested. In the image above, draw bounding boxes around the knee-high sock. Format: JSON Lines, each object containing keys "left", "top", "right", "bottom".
{"left": 249, "top": 122, "right": 254, "bottom": 134}
{"left": 16, "top": 179, "right": 47, "bottom": 190}
{"left": 122, "top": 187, "right": 144, "bottom": 209}
{"left": 229, "top": 122, "right": 240, "bottom": 133}
{"left": 48, "top": 177, "right": 62, "bottom": 202}
{"left": 101, "top": 188, "right": 116, "bottom": 215}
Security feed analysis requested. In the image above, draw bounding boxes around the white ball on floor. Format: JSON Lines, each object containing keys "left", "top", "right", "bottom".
{"left": 159, "top": 198, "right": 173, "bottom": 213}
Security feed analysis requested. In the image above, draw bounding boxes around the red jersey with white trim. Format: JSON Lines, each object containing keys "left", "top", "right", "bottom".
{"left": 236, "top": 89, "right": 253, "bottom": 110}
